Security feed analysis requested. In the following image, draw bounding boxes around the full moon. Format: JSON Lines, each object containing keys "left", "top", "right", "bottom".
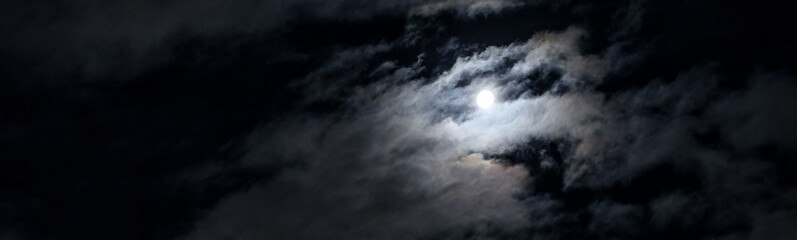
{"left": 476, "top": 90, "right": 495, "bottom": 108}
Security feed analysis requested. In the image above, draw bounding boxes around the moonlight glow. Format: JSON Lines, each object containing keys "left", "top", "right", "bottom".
{"left": 476, "top": 90, "right": 495, "bottom": 108}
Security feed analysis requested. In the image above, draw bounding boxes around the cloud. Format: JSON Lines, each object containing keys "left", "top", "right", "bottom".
{"left": 183, "top": 94, "right": 533, "bottom": 239}
{"left": 1, "top": 0, "right": 528, "bottom": 82}
{"left": 177, "top": 23, "right": 606, "bottom": 239}
{"left": 181, "top": 26, "right": 605, "bottom": 240}
{"left": 4, "top": 1, "right": 797, "bottom": 239}
{"left": 162, "top": 4, "right": 797, "bottom": 238}
{"left": 709, "top": 71, "right": 797, "bottom": 150}
{"left": 410, "top": 0, "right": 526, "bottom": 17}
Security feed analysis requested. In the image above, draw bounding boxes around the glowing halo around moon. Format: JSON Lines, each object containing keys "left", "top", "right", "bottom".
{"left": 476, "top": 90, "right": 495, "bottom": 109}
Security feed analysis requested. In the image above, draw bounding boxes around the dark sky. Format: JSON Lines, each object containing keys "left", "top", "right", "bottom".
{"left": 2, "top": 0, "right": 797, "bottom": 239}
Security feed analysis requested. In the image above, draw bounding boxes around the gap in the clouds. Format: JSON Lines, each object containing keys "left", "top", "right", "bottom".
{"left": 274, "top": 16, "right": 407, "bottom": 54}
{"left": 450, "top": 55, "right": 525, "bottom": 89}
{"left": 501, "top": 65, "right": 566, "bottom": 102}
{"left": 593, "top": 0, "right": 797, "bottom": 95}
{"left": 526, "top": 66, "right": 564, "bottom": 96}
{"left": 485, "top": 138, "right": 571, "bottom": 196}
{"left": 430, "top": 6, "right": 571, "bottom": 47}
{"left": 401, "top": 4, "right": 576, "bottom": 82}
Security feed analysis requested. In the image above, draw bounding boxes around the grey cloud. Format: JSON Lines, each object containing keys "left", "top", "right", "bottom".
{"left": 749, "top": 210, "right": 797, "bottom": 240}
{"left": 563, "top": 67, "right": 797, "bottom": 238}
{"left": 184, "top": 100, "right": 532, "bottom": 239}
{"left": 5, "top": 1, "right": 797, "bottom": 239}
{"left": 649, "top": 193, "right": 708, "bottom": 230}
{"left": 1, "top": 0, "right": 525, "bottom": 81}
{"left": 442, "top": 28, "right": 797, "bottom": 238}
{"left": 0, "top": 232, "right": 23, "bottom": 240}
{"left": 293, "top": 43, "right": 395, "bottom": 104}
{"left": 609, "top": 0, "right": 649, "bottom": 40}
{"left": 183, "top": 16, "right": 797, "bottom": 238}
{"left": 410, "top": 0, "right": 527, "bottom": 17}
{"left": 183, "top": 26, "right": 606, "bottom": 240}
{"left": 709, "top": 71, "right": 797, "bottom": 150}
{"left": 175, "top": 26, "right": 594, "bottom": 238}
{"left": 3, "top": 0, "right": 295, "bottom": 80}
{"left": 587, "top": 200, "right": 645, "bottom": 237}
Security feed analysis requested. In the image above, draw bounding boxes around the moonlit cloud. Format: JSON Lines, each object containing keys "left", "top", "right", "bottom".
{"left": 182, "top": 25, "right": 609, "bottom": 240}
{"left": 183, "top": 13, "right": 797, "bottom": 237}
{"left": 5, "top": 1, "right": 797, "bottom": 239}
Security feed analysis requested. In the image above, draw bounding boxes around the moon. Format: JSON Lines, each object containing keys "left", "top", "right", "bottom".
{"left": 476, "top": 90, "right": 495, "bottom": 108}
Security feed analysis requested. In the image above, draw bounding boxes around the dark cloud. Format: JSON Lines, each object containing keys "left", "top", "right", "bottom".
{"left": 0, "top": 0, "right": 529, "bottom": 82}
{"left": 2, "top": 0, "right": 797, "bottom": 240}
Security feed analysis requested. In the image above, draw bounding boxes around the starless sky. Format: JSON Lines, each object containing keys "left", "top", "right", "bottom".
{"left": 2, "top": 0, "right": 797, "bottom": 239}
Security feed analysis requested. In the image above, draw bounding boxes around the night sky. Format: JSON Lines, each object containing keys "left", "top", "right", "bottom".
{"left": 2, "top": 1, "right": 797, "bottom": 239}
